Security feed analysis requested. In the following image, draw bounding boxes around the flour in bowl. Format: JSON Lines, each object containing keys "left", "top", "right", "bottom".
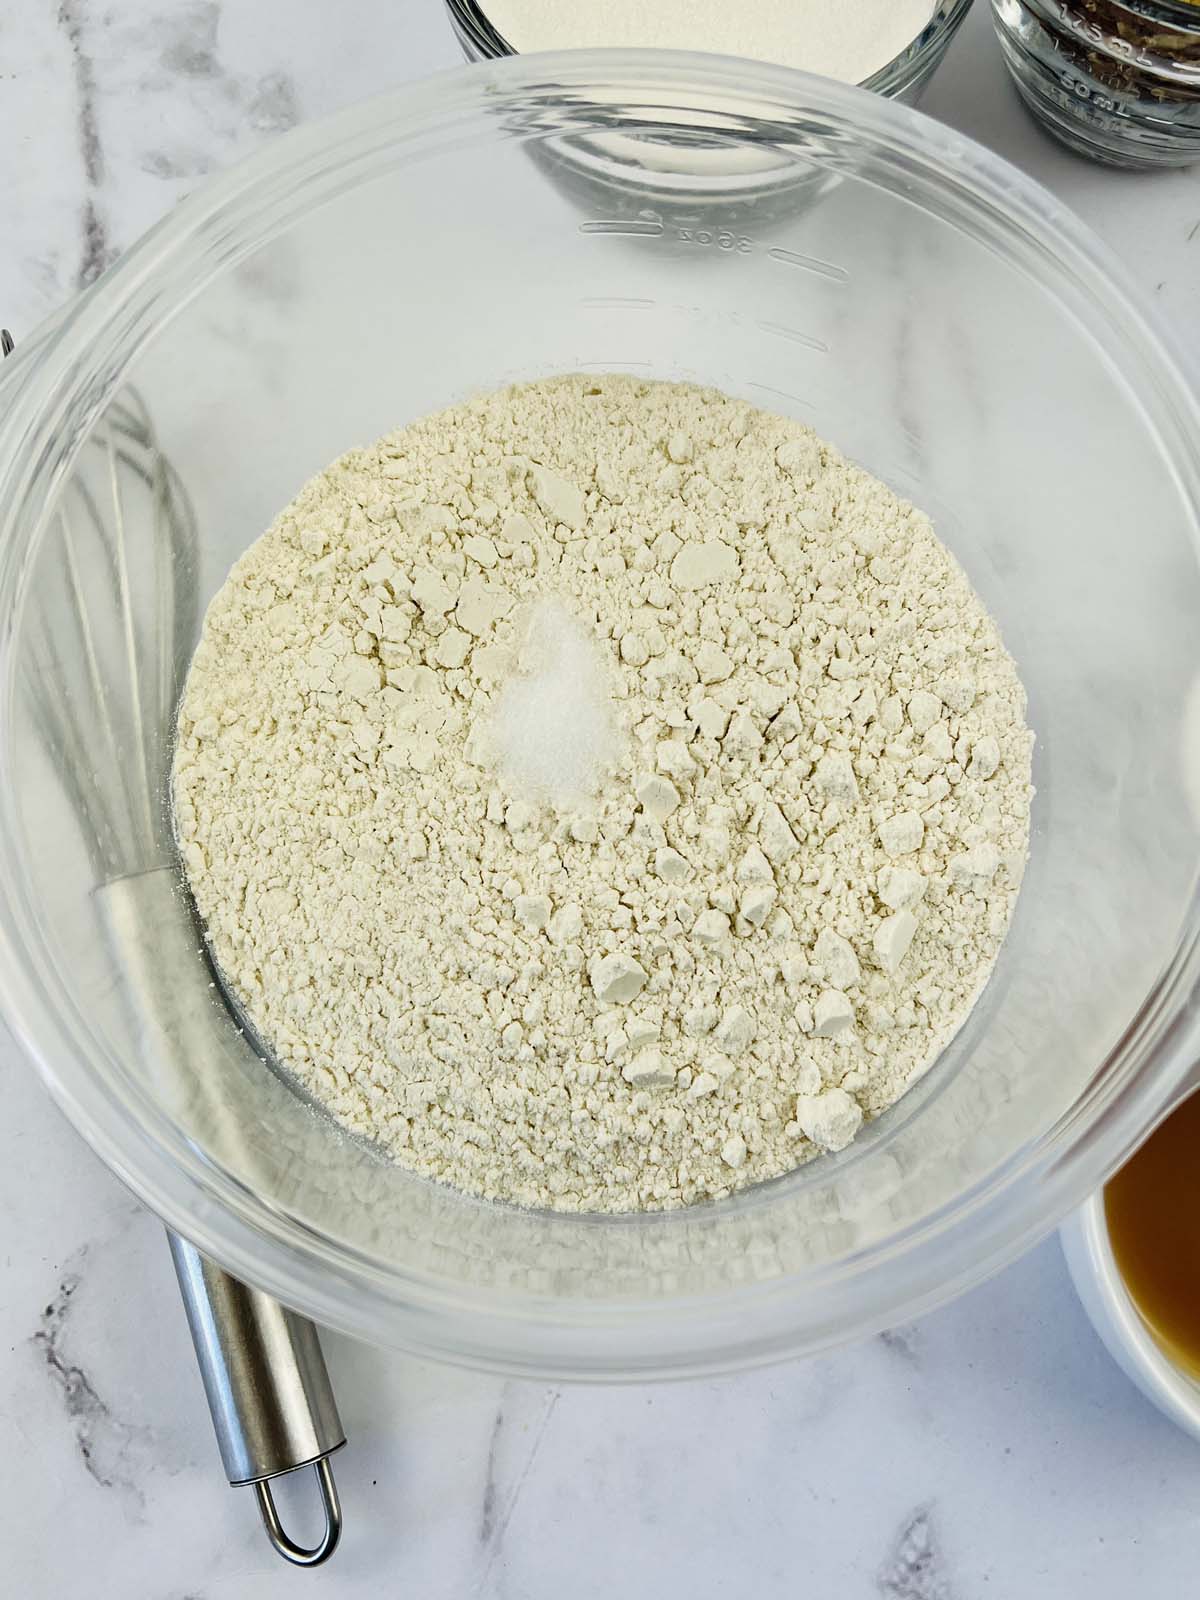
{"left": 173, "top": 375, "right": 1033, "bottom": 1212}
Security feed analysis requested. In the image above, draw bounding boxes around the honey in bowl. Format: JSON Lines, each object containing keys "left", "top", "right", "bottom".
{"left": 1106, "top": 1090, "right": 1200, "bottom": 1378}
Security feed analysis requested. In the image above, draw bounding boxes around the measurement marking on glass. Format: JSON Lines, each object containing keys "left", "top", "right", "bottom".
{"left": 747, "top": 382, "right": 815, "bottom": 413}
{"left": 767, "top": 247, "right": 849, "bottom": 283}
{"left": 578, "top": 219, "right": 664, "bottom": 236}
{"left": 756, "top": 321, "right": 830, "bottom": 354}
{"left": 677, "top": 227, "right": 753, "bottom": 253}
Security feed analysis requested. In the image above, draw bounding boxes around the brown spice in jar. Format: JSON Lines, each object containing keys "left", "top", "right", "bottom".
{"left": 1056, "top": 0, "right": 1200, "bottom": 106}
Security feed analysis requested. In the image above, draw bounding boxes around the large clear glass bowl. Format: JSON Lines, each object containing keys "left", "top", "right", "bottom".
{"left": 1, "top": 52, "right": 1198, "bottom": 1379}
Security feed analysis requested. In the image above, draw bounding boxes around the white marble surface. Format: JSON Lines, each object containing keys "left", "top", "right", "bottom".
{"left": 3, "top": 2, "right": 1200, "bottom": 1594}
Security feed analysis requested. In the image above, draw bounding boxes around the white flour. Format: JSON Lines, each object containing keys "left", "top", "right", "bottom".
{"left": 175, "top": 375, "right": 1033, "bottom": 1213}
{"left": 478, "top": 0, "right": 937, "bottom": 84}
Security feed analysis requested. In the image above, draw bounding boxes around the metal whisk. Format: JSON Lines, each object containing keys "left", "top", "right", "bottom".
{"left": 5, "top": 329, "right": 347, "bottom": 1567}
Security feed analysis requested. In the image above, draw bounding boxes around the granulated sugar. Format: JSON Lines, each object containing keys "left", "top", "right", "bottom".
{"left": 477, "top": 0, "right": 937, "bottom": 84}
{"left": 174, "top": 374, "right": 1033, "bottom": 1213}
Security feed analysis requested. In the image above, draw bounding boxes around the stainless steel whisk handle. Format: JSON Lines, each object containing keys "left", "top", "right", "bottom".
{"left": 3, "top": 326, "right": 348, "bottom": 1568}
{"left": 98, "top": 868, "right": 348, "bottom": 1568}
{"left": 169, "top": 1235, "right": 345, "bottom": 1565}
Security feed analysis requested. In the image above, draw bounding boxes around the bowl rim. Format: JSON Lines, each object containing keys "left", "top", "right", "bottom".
{"left": 1, "top": 49, "right": 1199, "bottom": 1375}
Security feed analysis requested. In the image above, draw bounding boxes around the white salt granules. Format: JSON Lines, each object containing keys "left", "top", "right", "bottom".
{"left": 485, "top": 600, "right": 622, "bottom": 805}
{"left": 174, "top": 374, "right": 1033, "bottom": 1213}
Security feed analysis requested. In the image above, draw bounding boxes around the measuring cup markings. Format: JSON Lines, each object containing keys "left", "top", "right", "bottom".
{"left": 577, "top": 218, "right": 664, "bottom": 236}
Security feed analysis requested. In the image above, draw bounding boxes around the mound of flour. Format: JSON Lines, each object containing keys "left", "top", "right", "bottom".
{"left": 174, "top": 375, "right": 1033, "bottom": 1213}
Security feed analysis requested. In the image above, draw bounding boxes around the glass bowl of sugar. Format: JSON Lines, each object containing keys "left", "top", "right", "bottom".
{"left": 442, "top": 2, "right": 974, "bottom": 224}
{"left": 444, "top": 0, "right": 974, "bottom": 102}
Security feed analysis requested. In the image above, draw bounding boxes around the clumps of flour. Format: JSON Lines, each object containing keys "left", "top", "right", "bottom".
{"left": 174, "top": 374, "right": 1034, "bottom": 1213}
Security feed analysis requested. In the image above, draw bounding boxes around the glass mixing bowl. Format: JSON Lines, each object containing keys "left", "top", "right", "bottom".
{"left": 1, "top": 52, "right": 1198, "bottom": 1380}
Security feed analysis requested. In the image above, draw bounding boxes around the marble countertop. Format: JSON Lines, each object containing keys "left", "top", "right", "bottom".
{"left": 3, "top": 2, "right": 1200, "bottom": 1594}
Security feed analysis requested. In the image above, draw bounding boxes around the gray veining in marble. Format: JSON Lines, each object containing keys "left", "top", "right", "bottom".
{"left": 3, "top": 2, "right": 1200, "bottom": 1596}
{"left": 878, "top": 1323, "right": 922, "bottom": 1364}
{"left": 34, "top": 1247, "right": 140, "bottom": 1499}
{"left": 475, "top": 1386, "right": 561, "bottom": 1592}
{"left": 877, "top": 1506, "right": 955, "bottom": 1600}
{"left": 57, "top": 0, "right": 113, "bottom": 288}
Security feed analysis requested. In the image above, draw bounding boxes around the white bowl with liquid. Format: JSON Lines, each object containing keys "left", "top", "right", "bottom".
{"left": 1061, "top": 1195, "right": 1200, "bottom": 1444}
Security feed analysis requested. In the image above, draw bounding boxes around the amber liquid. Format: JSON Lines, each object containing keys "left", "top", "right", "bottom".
{"left": 1106, "top": 1090, "right": 1200, "bottom": 1377}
